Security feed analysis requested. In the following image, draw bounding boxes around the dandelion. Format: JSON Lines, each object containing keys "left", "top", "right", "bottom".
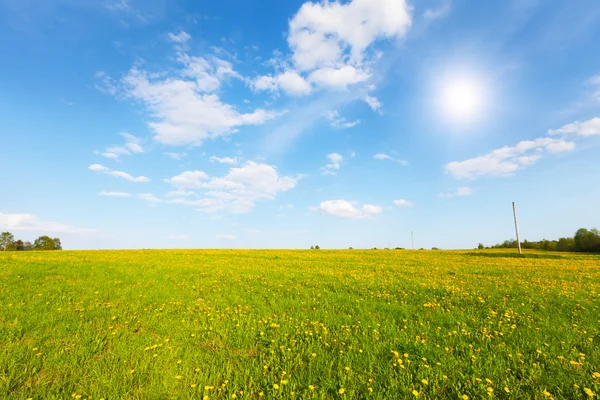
{"left": 412, "top": 390, "right": 419, "bottom": 396}
{"left": 505, "top": 387, "right": 510, "bottom": 393}
{"left": 421, "top": 379, "right": 428, "bottom": 385}
{"left": 338, "top": 388, "right": 345, "bottom": 394}
{"left": 584, "top": 388, "right": 596, "bottom": 397}
{"left": 273, "top": 384, "right": 279, "bottom": 390}
{"left": 462, "top": 395, "right": 469, "bottom": 400}
{"left": 309, "top": 385, "right": 315, "bottom": 390}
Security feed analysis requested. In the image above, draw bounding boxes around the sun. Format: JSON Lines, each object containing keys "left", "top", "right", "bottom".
{"left": 438, "top": 76, "right": 487, "bottom": 123}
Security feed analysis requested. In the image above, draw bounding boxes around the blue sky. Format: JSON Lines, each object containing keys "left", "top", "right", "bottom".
{"left": 1, "top": 0, "right": 600, "bottom": 250}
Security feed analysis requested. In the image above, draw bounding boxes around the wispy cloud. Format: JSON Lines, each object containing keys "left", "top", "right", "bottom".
{"left": 438, "top": 187, "right": 473, "bottom": 198}
{"left": 445, "top": 137, "right": 575, "bottom": 179}
{"left": 393, "top": 199, "right": 414, "bottom": 208}
{"left": 98, "top": 191, "right": 132, "bottom": 197}
{"left": 326, "top": 111, "right": 360, "bottom": 129}
{"left": 373, "top": 153, "right": 409, "bottom": 166}
{"left": 320, "top": 153, "right": 344, "bottom": 175}
{"left": 88, "top": 164, "right": 150, "bottom": 183}
{"left": 0, "top": 213, "right": 93, "bottom": 234}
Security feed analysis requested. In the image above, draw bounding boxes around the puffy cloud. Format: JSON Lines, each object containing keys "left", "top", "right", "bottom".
{"left": 88, "top": 164, "right": 150, "bottom": 183}
{"left": 0, "top": 213, "right": 92, "bottom": 234}
{"left": 320, "top": 153, "right": 344, "bottom": 175}
{"left": 548, "top": 117, "right": 600, "bottom": 137}
{"left": 96, "top": 33, "right": 277, "bottom": 147}
{"left": 312, "top": 200, "right": 382, "bottom": 219}
{"left": 393, "top": 199, "right": 414, "bottom": 208}
{"left": 326, "top": 111, "right": 360, "bottom": 129}
{"left": 438, "top": 187, "right": 473, "bottom": 198}
{"left": 98, "top": 191, "right": 132, "bottom": 197}
{"left": 164, "top": 171, "right": 209, "bottom": 189}
{"left": 252, "top": 70, "right": 313, "bottom": 96}
{"left": 210, "top": 156, "right": 238, "bottom": 165}
{"left": 288, "top": 0, "right": 412, "bottom": 70}
{"left": 445, "top": 137, "right": 575, "bottom": 179}
{"left": 166, "top": 161, "right": 299, "bottom": 213}
{"left": 250, "top": 0, "right": 412, "bottom": 95}
{"left": 374, "top": 153, "right": 409, "bottom": 166}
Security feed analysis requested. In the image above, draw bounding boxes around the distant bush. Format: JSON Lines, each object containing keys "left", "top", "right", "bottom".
{"left": 485, "top": 228, "right": 599, "bottom": 253}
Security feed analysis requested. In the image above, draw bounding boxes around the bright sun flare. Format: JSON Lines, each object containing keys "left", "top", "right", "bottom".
{"left": 438, "top": 77, "right": 486, "bottom": 123}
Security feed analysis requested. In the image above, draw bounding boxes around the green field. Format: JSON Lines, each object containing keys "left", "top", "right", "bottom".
{"left": 1, "top": 250, "right": 599, "bottom": 399}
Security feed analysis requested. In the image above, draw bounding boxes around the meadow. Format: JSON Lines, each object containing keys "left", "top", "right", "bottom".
{"left": 1, "top": 249, "right": 599, "bottom": 399}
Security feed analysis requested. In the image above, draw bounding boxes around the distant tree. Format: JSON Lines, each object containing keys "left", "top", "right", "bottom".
{"left": 574, "top": 228, "right": 600, "bottom": 252}
{"left": 23, "top": 241, "right": 33, "bottom": 251}
{"left": 34, "top": 236, "right": 60, "bottom": 250}
{"left": 315, "top": 245, "right": 320, "bottom": 250}
{"left": 53, "top": 238, "right": 62, "bottom": 250}
{"left": 1, "top": 232, "right": 14, "bottom": 251}
{"left": 349, "top": 247, "right": 353, "bottom": 250}
{"left": 310, "top": 245, "right": 314, "bottom": 250}
{"left": 431, "top": 247, "right": 440, "bottom": 250}
{"left": 395, "top": 247, "right": 405, "bottom": 250}
{"left": 478, "top": 243, "right": 485, "bottom": 250}
{"left": 556, "top": 237, "right": 575, "bottom": 252}
{"left": 14, "top": 240, "right": 24, "bottom": 251}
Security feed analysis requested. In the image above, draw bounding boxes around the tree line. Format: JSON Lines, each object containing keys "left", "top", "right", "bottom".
{"left": 479, "top": 228, "right": 600, "bottom": 253}
{"left": 0, "top": 232, "right": 62, "bottom": 251}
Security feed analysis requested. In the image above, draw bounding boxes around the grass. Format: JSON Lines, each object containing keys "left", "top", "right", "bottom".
{"left": 1, "top": 249, "right": 599, "bottom": 399}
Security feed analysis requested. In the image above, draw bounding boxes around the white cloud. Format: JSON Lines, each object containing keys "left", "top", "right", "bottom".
{"left": 373, "top": 153, "right": 409, "bottom": 166}
{"left": 253, "top": 71, "right": 312, "bottom": 96}
{"left": 88, "top": 164, "right": 150, "bottom": 183}
{"left": 166, "top": 161, "right": 299, "bottom": 213}
{"left": 165, "top": 189, "right": 195, "bottom": 197}
{"left": 312, "top": 200, "right": 382, "bottom": 219}
{"left": 548, "top": 117, "right": 600, "bottom": 137}
{"left": 394, "top": 199, "right": 414, "bottom": 208}
{"left": 97, "top": 33, "right": 278, "bottom": 147}
{"left": 164, "top": 171, "right": 209, "bottom": 189}
{"left": 364, "top": 95, "right": 382, "bottom": 112}
{"left": 424, "top": 0, "right": 452, "bottom": 20}
{"left": 251, "top": 0, "right": 412, "bottom": 95}
{"left": 165, "top": 152, "right": 187, "bottom": 160}
{"left": 210, "top": 156, "right": 238, "bottom": 165}
{"left": 308, "top": 65, "right": 371, "bottom": 89}
{"left": 138, "top": 193, "right": 161, "bottom": 203}
{"left": 445, "top": 137, "right": 575, "bottom": 179}
{"left": 166, "top": 234, "right": 190, "bottom": 240}
{"left": 326, "top": 110, "right": 360, "bottom": 129}
{"left": 320, "top": 153, "right": 344, "bottom": 175}
{"left": 438, "top": 186, "right": 473, "bottom": 198}
{"left": 168, "top": 31, "right": 192, "bottom": 43}
{"left": 94, "top": 71, "right": 118, "bottom": 95}
{"left": 100, "top": 133, "right": 144, "bottom": 160}
{"left": 216, "top": 234, "right": 236, "bottom": 240}
{"left": 98, "top": 191, "right": 132, "bottom": 197}
{"left": 288, "top": 0, "right": 412, "bottom": 71}
{"left": 0, "top": 213, "right": 92, "bottom": 234}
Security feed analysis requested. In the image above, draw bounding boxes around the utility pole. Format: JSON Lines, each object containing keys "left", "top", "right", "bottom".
{"left": 411, "top": 231, "right": 414, "bottom": 250}
{"left": 512, "top": 202, "right": 522, "bottom": 254}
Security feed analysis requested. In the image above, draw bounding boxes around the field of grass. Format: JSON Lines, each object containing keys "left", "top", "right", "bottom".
{"left": 1, "top": 249, "right": 599, "bottom": 399}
